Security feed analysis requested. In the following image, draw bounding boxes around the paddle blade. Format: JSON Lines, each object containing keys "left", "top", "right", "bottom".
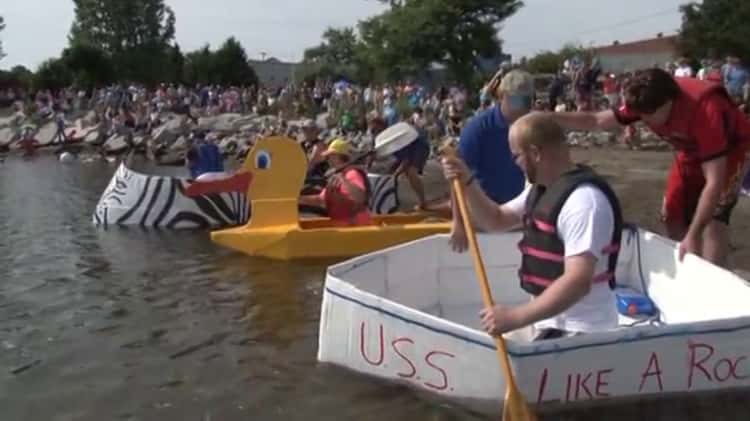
{"left": 502, "top": 385, "right": 537, "bottom": 421}
{"left": 185, "top": 171, "right": 252, "bottom": 197}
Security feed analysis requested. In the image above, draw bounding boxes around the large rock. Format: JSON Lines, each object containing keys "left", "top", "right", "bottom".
{"left": 103, "top": 134, "right": 130, "bottom": 154}
{"left": 152, "top": 115, "right": 190, "bottom": 146}
{"left": 84, "top": 126, "right": 105, "bottom": 144}
{"left": 0, "top": 116, "right": 16, "bottom": 129}
{"left": 163, "top": 115, "right": 190, "bottom": 133}
{"left": 0, "top": 127, "right": 17, "bottom": 146}
{"left": 169, "top": 135, "right": 188, "bottom": 151}
{"left": 238, "top": 123, "right": 260, "bottom": 133}
{"left": 81, "top": 111, "right": 99, "bottom": 127}
{"left": 198, "top": 113, "right": 243, "bottom": 132}
{"left": 226, "top": 114, "right": 253, "bottom": 126}
{"left": 36, "top": 122, "right": 59, "bottom": 146}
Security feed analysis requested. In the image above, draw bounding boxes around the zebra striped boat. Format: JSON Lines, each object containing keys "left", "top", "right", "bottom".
{"left": 92, "top": 161, "right": 402, "bottom": 230}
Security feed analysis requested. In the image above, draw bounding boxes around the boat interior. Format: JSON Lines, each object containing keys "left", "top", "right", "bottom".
{"left": 329, "top": 226, "right": 750, "bottom": 344}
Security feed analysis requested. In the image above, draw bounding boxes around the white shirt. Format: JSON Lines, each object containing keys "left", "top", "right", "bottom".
{"left": 504, "top": 183, "right": 618, "bottom": 333}
{"left": 675, "top": 66, "right": 694, "bottom": 78}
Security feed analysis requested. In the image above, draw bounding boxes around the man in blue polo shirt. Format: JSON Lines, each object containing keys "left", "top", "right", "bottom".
{"left": 451, "top": 69, "right": 532, "bottom": 251}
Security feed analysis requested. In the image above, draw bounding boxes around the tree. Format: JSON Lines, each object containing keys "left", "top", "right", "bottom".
{"left": 184, "top": 45, "right": 214, "bottom": 85}
{"left": 61, "top": 43, "right": 115, "bottom": 89}
{"left": 301, "top": 27, "right": 368, "bottom": 81}
{"left": 525, "top": 43, "right": 587, "bottom": 74}
{"left": 0, "top": 16, "right": 5, "bottom": 61}
{"left": 10, "top": 65, "right": 33, "bottom": 83}
{"left": 0, "top": 65, "right": 33, "bottom": 91}
{"left": 678, "top": 0, "right": 750, "bottom": 61}
{"left": 33, "top": 58, "right": 73, "bottom": 92}
{"left": 212, "top": 37, "right": 258, "bottom": 86}
{"left": 69, "top": 0, "right": 176, "bottom": 82}
{"left": 300, "top": 0, "right": 523, "bottom": 86}
{"left": 166, "top": 44, "right": 185, "bottom": 84}
{"left": 182, "top": 39, "right": 258, "bottom": 87}
{"left": 374, "top": 0, "right": 405, "bottom": 6}
{"left": 360, "top": 0, "right": 522, "bottom": 86}
{"left": 525, "top": 51, "right": 559, "bottom": 74}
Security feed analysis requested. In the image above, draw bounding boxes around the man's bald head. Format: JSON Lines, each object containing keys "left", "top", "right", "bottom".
{"left": 509, "top": 113, "right": 566, "bottom": 151}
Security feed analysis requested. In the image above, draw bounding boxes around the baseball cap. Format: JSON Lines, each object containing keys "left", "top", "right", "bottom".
{"left": 498, "top": 70, "right": 534, "bottom": 97}
{"left": 322, "top": 138, "right": 353, "bottom": 157}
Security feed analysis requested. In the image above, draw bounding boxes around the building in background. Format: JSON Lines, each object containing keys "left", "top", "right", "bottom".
{"left": 248, "top": 57, "right": 298, "bottom": 88}
{"left": 592, "top": 34, "right": 678, "bottom": 74}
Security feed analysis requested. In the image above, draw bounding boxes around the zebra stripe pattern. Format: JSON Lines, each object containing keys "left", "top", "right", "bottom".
{"left": 92, "top": 163, "right": 400, "bottom": 230}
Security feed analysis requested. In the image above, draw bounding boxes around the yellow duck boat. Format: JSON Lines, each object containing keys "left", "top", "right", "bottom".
{"left": 210, "top": 135, "right": 451, "bottom": 260}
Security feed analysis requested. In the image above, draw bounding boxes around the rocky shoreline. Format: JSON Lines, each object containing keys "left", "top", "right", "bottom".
{"left": 0, "top": 108, "right": 672, "bottom": 166}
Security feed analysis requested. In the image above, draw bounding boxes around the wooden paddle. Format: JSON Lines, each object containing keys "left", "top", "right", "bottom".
{"left": 442, "top": 145, "right": 537, "bottom": 421}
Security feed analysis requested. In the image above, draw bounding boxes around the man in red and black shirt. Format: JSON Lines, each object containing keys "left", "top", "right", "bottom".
{"left": 546, "top": 67, "right": 750, "bottom": 267}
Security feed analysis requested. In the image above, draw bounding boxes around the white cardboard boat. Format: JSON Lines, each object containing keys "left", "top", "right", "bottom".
{"left": 318, "top": 226, "right": 750, "bottom": 415}
{"left": 93, "top": 162, "right": 403, "bottom": 229}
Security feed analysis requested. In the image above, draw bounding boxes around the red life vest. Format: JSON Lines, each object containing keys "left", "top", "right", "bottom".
{"left": 646, "top": 78, "right": 740, "bottom": 156}
{"left": 518, "top": 165, "right": 624, "bottom": 296}
{"left": 325, "top": 166, "right": 372, "bottom": 223}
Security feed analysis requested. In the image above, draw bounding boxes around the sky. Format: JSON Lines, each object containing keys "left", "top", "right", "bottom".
{"left": 1, "top": 0, "right": 689, "bottom": 70}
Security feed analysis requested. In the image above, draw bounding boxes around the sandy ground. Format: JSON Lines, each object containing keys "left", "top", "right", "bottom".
{"left": 396, "top": 147, "right": 750, "bottom": 273}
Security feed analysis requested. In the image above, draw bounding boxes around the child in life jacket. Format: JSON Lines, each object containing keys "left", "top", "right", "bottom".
{"left": 299, "top": 138, "right": 372, "bottom": 226}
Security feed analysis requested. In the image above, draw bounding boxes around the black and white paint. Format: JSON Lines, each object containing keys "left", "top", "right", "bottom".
{"left": 93, "top": 163, "right": 400, "bottom": 230}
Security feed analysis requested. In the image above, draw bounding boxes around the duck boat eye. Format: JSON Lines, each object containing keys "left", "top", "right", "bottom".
{"left": 255, "top": 151, "right": 271, "bottom": 170}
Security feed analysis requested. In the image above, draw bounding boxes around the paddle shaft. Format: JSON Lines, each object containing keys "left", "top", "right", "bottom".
{"left": 451, "top": 178, "right": 527, "bottom": 410}
{"left": 324, "top": 150, "right": 374, "bottom": 178}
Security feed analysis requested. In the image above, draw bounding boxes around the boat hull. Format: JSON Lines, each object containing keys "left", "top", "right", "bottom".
{"left": 318, "top": 228, "right": 750, "bottom": 414}
{"left": 210, "top": 214, "right": 451, "bottom": 260}
{"left": 92, "top": 163, "right": 403, "bottom": 230}
{"left": 92, "top": 163, "right": 250, "bottom": 229}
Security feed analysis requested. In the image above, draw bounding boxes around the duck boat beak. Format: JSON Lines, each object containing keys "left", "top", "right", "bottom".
{"left": 184, "top": 171, "right": 253, "bottom": 197}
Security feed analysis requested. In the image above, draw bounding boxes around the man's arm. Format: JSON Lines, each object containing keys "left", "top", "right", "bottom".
{"left": 457, "top": 174, "right": 522, "bottom": 232}
{"left": 687, "top": 157, "right": 726, "bottom": 238}
{"left": 547, "top": 109, "right": 624, "bottom": 132}
{"left": 338, "top": 173, "right": 368, "bottom": 205}
{"left": 683, "top": 93, "right": 733, "bottom": 247}
{"left": 442, "top": 154, "right": 522, "bottom": 232}
{"left": 454, "top": 123, "right": 482, "bottom": 229}
{"left": 308, "top": 143, "right": 325, "bottom": 169}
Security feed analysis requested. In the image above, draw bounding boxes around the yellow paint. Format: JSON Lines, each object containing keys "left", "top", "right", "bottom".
{"left": 211, "top": 136, "right": 450, "bottom": 260}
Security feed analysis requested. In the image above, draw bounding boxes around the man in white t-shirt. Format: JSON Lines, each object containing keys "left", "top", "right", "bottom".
{"left": 441, "top": 113, "right": 623, "bottom": 340}
{"left": 674, "top": 57, "right": 694, "bottom": 78}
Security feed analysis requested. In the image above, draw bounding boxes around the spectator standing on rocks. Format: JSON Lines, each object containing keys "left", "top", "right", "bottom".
{"left": 602, "top": 73, "right": 620, "bottom": 108}
{"left": 722, "top": 55, "right": 749, "bottom": 105}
